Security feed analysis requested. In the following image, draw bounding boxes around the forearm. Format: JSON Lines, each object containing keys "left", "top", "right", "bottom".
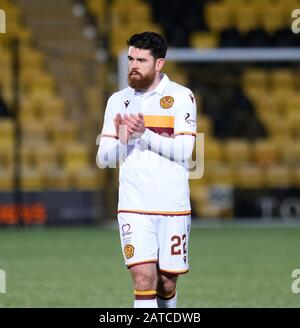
{"left": 97, "top": 136, "right": 127, "bottom": 168}
{"left": 140, "top": 128, "right": 195, "bottom": 162}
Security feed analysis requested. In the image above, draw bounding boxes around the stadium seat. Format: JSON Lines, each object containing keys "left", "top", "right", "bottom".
{"left": 87, "top": 0, "right": 105, "bottom": 17}
{"left": 270, "top": 69, "right": 295, "bottom": 91}
{"left": 242, "top": 69, "right": 268, "bottom": 90}
{"left": 20, "top": 167, "right": 43, "bottom": 191}
{"left": 63, "top": 143, "right": 90, "bottom": 173}
{"left": 204, "top": 140, "right": 223, "bottom": 165}
{"left": 292, "top": 166, "right": 300, "bottom": 187}
{"left": 190, "top": 32, "right": 218, "bottom": 49}
{"left": 33, "top": 143, "right": 58, "bottom": 169}
{"left": 284, "top": 94, "right": 300, "bottom": 113}
{"left": 234, "top": 165, "right": 264, "bottom": 188}
{"left": 264, "top": 117, "right": 293, "bottom": 138}
{"left": 0, "top": 139, "right": 14, "bottom": 168}
{"left": 50, "top": 121, "right": 79, "bottom": 147}
{"left": 265, "top": 165, "right": 291, "bottom": 187}
{"left": 223, "top": 139, "right": 251, "bottom": 166}
{"left": 286, "top": 112, "right": 300, "bottom": 137}
{"left": 281, "top": 141, "right": 300, "bottom": 165}
{"left": 21, "top": 119, "right": 48, "bottom": 143}
{"left": 73, "top": 167, "right": 105, "bottom": 190}
{"left": 38, "top": 97, "right": 66, "bottom": 120}
{"left": 253, "top": 140, "right": 280, "bottom": 166}
{"left": 260, "top": 6, "right": 284, "bottom": 34}
{"left": 234, "top": 5, "right": 258, "bottom": 34}
{"left": 0, "top": 167, "right": 14, "bottom": 191}
{"left": 0, "top": 119, "right": 14, "bottom": 142}
{"left": 20, "top": 144, "right": 35, "bottom": 168}
{"left": 205, "top": 164, "right": 234, "bottom": 186}
{"left": 205, "top": 2, "right": 231, "bottom": 33}
{"left": 41, "top": 167, "right": 71, "bottom": 190}
{"left": 272, "top": 89, "right": 296, "bottom": 110}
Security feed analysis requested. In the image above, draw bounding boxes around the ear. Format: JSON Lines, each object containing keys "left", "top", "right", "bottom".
{"left": 155, "top": 58, "right": 165, "bottom": 72}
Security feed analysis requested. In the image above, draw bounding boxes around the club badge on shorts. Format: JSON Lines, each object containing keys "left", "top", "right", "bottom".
{"left": 160, "top": 96, "right": 174, "bottom": 109}
{"left": 124, "top": 244, "right": 135, "bottom": 259}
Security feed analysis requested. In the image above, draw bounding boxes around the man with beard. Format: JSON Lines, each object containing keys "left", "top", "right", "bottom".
{"left": 97, "top": 32, "right": 197, "bottom": 308}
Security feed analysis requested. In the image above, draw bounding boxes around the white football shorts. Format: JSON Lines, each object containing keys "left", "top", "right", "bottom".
{"left": 117, "top": 212, "right": 191, "bottom": 275}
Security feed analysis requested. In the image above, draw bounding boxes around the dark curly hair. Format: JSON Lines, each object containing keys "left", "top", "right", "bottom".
{"left": 127, "top": 31, "right": 167, "bottom": 59}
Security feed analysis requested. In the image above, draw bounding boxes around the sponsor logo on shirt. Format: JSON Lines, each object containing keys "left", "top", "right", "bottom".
{"left": 124, "top": 100, "right": 130, "bottom": 108}
{"left": 185, "top": 113, "right": 196, "bottom": 126}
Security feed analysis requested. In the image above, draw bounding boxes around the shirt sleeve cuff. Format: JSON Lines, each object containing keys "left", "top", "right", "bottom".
{"left": 140, "top": 128, "right": 152, "bottom": 144}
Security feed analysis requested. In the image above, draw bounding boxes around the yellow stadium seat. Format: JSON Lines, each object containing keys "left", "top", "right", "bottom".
{"left": 292, "top": 166, "right": 300, "bottom": 187}
{"left": 20, "top": 167, "right": 43, "bottom": 191}
{"left": 234, "top": 165, "right": 264, "bottom": 188}
{"left": 205, "top": 164, "right": 234, "bottom": 186}
{"left": 252, "top": 0, "right": 274, "bottom": 14}
{"left": 272, "top": 89, "right": 296, "bottom": 110}
{"left": 38, "top": 97, "right": 66, "bottom": 120}
{"left": 0, "top": 119, "right": 14, "bottom": 142}
{"left": 242, "top": 69, "right": 268, "bottom": 89}
{"left": 190, "top": 32, "right": 218, "bottom": 49}
{"left": 286, "top": 112, "right": 300, "bottom": 137}
{"left": 205, "top": 2, "right": 231, "bottom": 32}
{"left": 63, "top": 143, "right": 90, "bottom": 173}
{"left": 223, "top": 139, "right": 251, "bottom": 166}
{"left": 87, "top": 0, "right": 105, "bottom": 16}
{"left": 50, "top": 121, "right": 79, "bottom": 146}
{"left": 255, "top": 94, "right": 281, "bottom": 117}
{"left": 253, "top": 140, "right": 280, "bottom": 166}
{"left": 270, "top": 69, "right": 295, "bottom": 91}
{"left": 30, "top": 74, "right": 55, "bottom": 93}
{"left": 0, "top": 167, "right": 14, "bottom": 191}
{"left": 244, "top": 86, "right": 269, "bottom": 104}
{"left": 20, "top": 47, "right": 44, "bottom": 68}
{"left": 74, "top": 167, "right": 105, "bottom": 190}
{"left": 265, "top": 165, "right": 291, "bottom": 187}
{"left": 278, "top": 0, "right": 300, "bottom": 23}
{"left": 110, "top": 28, "right": 133, "bottom": 58}
{"left": 204, "top": 140, "right": 223, "bottom": 165}
{"left": 33, "top": 144, "right": 58, "bottom": 169}
{"left": 20, "top": 144, "right": 35, "bottom": 167}
{"left": 20, "top": 97, "right": 39, "bottom": 119}
{"left": 126, "top": 3, "right": 152, "bottom": 24}
{"left": 234, "top": 5, "right": 258, "bottom": 34}
{"left": 261, "top": 6, "right": 284, "bottom": 33}
{"left": 272, "top": 136, "right": 294, "bottom": 157}
{"left": 0, "top": 139, "right": 14, "bottom": 168}
{"left": 41, "top": 167, "right": 71, "bottom": 190}
{"left": 265, "top": 118, "right": 293, "bottom": 138}
{"left": 281, "top": 141, "right": 300, "bottom": 165}
{"left": 284, "top": 94, "right": 300, "bottom": 113}
{"left": 21, "top": 120, "right": 48, "bottom": 143}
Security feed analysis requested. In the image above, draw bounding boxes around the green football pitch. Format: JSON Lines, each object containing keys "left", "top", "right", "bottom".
{"left": 0, "top": 224, "right": 300, "bottom": 308}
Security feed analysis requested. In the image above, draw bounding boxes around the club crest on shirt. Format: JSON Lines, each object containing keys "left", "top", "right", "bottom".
{"left": 124, "top": 244, "right": 135, "bottom": 259}
{"left": 160, "top": 96, "right": 174, "bottom": 109}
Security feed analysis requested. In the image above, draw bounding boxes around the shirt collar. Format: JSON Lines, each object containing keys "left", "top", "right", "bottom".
{"left": 153, "top": 73, "right": 169, "bottom": 95}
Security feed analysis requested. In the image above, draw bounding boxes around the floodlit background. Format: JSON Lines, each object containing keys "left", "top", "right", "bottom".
{"left": 0, "top": 0, "right": 300, "bottom": 307}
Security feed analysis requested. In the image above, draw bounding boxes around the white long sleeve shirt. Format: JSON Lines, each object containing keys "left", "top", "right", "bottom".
{"left": 97, "top": 74, "right": 197, "bottom": 216}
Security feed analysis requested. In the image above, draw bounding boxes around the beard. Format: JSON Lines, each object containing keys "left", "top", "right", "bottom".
{"left": 128, "top": 69, "right": 156, "bottom": 91}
